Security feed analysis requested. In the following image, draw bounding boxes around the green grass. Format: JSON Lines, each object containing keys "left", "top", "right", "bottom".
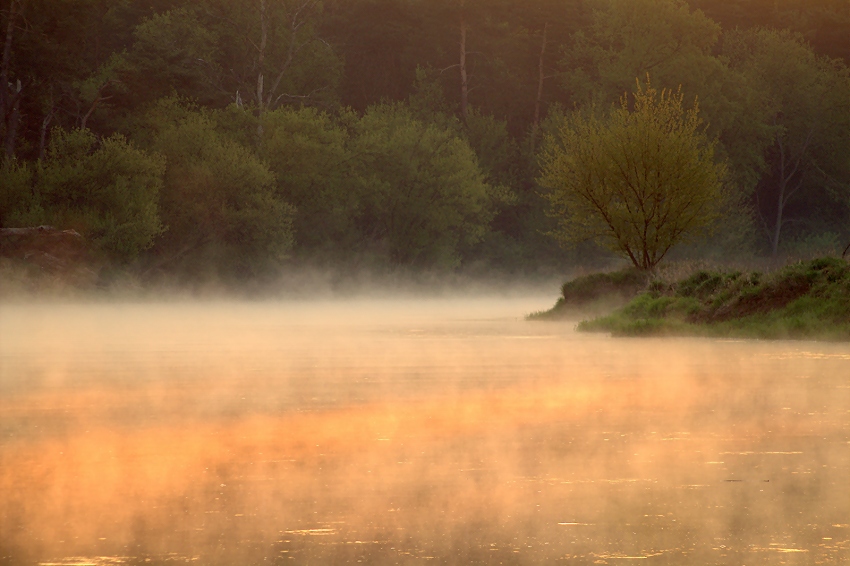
{"left": 576, "top": 257, "right": 850, "bottom": 340}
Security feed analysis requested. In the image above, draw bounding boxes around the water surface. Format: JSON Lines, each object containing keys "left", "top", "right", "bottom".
{"left": 1, "top": 298, "right": 848, "bottom": 565}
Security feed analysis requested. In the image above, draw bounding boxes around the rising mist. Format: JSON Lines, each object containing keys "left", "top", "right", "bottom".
{"left": 1, "top": 298, "right": 847, "bottom": 565}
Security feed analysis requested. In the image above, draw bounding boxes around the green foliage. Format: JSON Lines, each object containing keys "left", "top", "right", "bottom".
{"left": 2, "top": 0, "right": 847, "bottom": 283}
{"left": 689, "top": 0, "right": 850, "bottom": 62}
{"left": 352, "top": 104, "right": 494, "bottom": 267}
{"left": 408, "top": 66, "right": 457, "bottom": 126}
{"left": 563, "top": 0, "right": 722, "bottom": 105}
{"left": 675, "top": 270, "right": 728, "bottom": 299}
{"left": 127, "top": 7, "right": 223, "bottom": 106}
{"left": 31, "top": 128, "right": 165, "bottom": 260}
{"left": 464, "top": 108, "right": 517, "bottom": 189}
{"left": 0, "top": 159, "right": 37, "bottom": 227}
{"left": 578, "top": 257, "right": 850, "bottom": 339}
{"left": 554, "top": 0, "right": 771, "bottom": 260}
{"left": 216, "top": 0, "right": 342, "bottom": 111}
{"left": 141, "top": 100, "right": 295, "bottom": 276}
{"left": 540, "top": 78, "right": 726, "bottom": 270}
{"left": 258, "top": 106, "right": 354, "bottom": 252}
{"left": 561, "top": 268, "right": 648, "bottom": 303}
{"left": 725, "top": 28, "right": 850, "bottom": 254}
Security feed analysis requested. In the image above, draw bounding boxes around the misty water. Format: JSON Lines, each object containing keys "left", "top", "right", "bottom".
{"left": 1, "top": 298, "right": 848, "bottom": 566}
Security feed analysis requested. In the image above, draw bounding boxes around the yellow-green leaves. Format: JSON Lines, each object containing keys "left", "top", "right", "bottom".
{"left": 34, "top": 128, "right": 165, "bottom": 261}
{"left": 540, "top": 78, "right": 726, "bottom": 270}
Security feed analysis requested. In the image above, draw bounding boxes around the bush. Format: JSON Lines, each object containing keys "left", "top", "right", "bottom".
{"left": 21, "top": 128, "right": 165, "bottom": 261}
{"left": 142, "top": 100, "right": 295, "bottom": 277}
{"left": 352, "top": 104, "right": 493, "bottom": 267}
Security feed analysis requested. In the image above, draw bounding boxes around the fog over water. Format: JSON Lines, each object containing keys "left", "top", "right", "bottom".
{"left": 1, "top": 297, "right": 848, "bottom": 565}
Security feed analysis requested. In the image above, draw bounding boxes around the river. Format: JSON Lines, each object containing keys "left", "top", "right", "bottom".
{"left": 1, "top": 298, "right": 848, "bottom": 565}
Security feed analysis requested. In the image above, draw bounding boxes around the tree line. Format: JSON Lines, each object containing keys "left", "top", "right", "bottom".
{"left": 1, "top": 0, "right": 849, "bottom": 279}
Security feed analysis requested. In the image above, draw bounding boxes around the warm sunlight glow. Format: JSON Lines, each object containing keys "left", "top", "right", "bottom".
{"left": 1, "top": 300, "right": 848, "bottom": 564}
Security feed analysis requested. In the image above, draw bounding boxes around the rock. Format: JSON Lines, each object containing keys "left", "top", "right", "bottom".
{"left": 0, "top": 226, "right": 96, "bottom": 278}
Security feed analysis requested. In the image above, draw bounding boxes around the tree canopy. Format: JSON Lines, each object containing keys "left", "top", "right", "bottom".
{"left": 540, "top": 79, "right": 726, "bottom": 270}
{"left": 0, "top": 0, "right": 848, "bottom": 280}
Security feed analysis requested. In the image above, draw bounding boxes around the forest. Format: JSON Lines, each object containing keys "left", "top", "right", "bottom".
{"left": 1, "top": 0, "right": 849, "bottom": 283}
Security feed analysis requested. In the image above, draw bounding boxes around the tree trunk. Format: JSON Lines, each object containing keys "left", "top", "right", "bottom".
{"left": 770, "top": 178, "right": 786, "bottom": 257}
{"left": 1, "top": 0, "right": 21, "bottom": 157}
{"left": 459, "top": 16, "right": 468, "bottom": 122}
{"left": 769, "top": 131, "right": 812, "bottom": 256}
{"left": 39, "top": 87, "right": 55, "bottom": 159}
{"left": 0, "top": 0, "right": 18, "bottom": 118}
{"left": 39, "top": 104, "right": 54, "bottom": 159}
{"left": 531, "top": 22, "right": 548, "bottom": 147}
{"left": 256, "top": 0, "right": 268, "bottom": 139}
{"left": 4, "top": 81, "right": 20, "bottom": 158}
{"left": 80, "top": 88, "right": 111, "bottom": 131}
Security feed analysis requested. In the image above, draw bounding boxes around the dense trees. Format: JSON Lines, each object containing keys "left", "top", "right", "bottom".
{"left": 688, "top": 0, "right": 850, "bottom": 61}
{"left": 724, "top": 29, "right": 850, "bottom": 256}
{"left": 138, "top": 100, "right": 296, "bottom": 276}
{"left": 353, "top": 104, "right": 494, "bottom": 266}
{"left": 0, "top": 0, "right": 848, "bottom": 279}
{"left": 1, "top": 128, "right": 164, "bottom": 260}
{"left": 258, "top": 106, "right": 353, "bottom": 252}
{"left": 563, "top": 0, "right": 723, "bottom": 106}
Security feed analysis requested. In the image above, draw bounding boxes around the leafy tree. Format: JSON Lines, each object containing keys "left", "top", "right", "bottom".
{"left": 125, "top": 7, "right": 225, "bottom": 107}
{"left": 561, "top": 0, "right": 722, "bottom": 106}
{"left": 725, "top": 28, "right": 850, "bottom": 255}
{"left": 556, "top": 0, "right": 767, "bottom": 259}
{"left": 554, "top": 0, "right": 737, "bottom": 160}
{"left": 140, "top": 100, "right": 295, "bottom": 276}
{"left": 352, "top": 104, "right": 493, "bottom": 267}
{"left": 258, "top": 106, "right": 355, "bottom": 253}
{"left": 123, "top": 0, "right": 342, "bottom": 126}
{"left": 3, "top": 0, "right": 848, "bottom": 279}
{"left": 407, "top": 66, "right": 457, "bottom": 127}
{"left": 464, "top": 108, "right": 516, "bottom": 188}
{"left": 688, "top": 0, "right": 850, "bottom": 62}
{"left": 0, "top": 0, "right": 146, "bottom": 158}
{"left": 18, "top": 128, "right": 165, "bottom": 260}
{"left": 206, "top": 0, "right": 342, "bottom": 123}
{"left": 540, "top": 79, "right": 726, "bottom": 270}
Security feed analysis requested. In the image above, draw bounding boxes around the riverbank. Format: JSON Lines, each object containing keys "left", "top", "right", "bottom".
{"left": 534, "top": 257, "right": 850, "bottom": 341}
{"left": 527, "top": 268, "right": 650, "bottom": 319}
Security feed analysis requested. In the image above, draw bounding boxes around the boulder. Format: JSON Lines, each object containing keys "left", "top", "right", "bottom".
{"left": 0, "top": 226, "right": 92, "bottom": 274}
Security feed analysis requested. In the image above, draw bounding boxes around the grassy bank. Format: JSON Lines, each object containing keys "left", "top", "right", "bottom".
{"left": 527, "top": 268, "right": 650, "bottom": 319}
{"left": 576, "top": 257, "right": 850, "bottom": 340}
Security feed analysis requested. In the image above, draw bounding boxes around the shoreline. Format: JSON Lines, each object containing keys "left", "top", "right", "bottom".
{"left": 532, "top": 257, "right": 850, "bottom": 341}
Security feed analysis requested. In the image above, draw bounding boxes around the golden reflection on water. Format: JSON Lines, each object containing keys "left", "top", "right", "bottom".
{"left": 1, "top": 299, "right": 849, "bottom": 565}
